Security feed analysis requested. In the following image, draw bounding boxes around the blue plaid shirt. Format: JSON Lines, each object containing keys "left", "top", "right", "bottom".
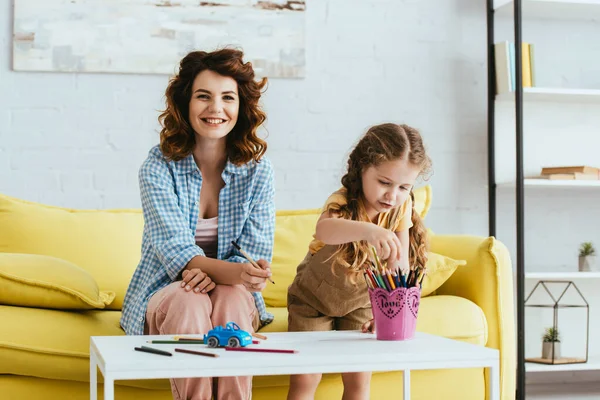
{"left": 121, "top": 145, "right": 275, "bottom": 336}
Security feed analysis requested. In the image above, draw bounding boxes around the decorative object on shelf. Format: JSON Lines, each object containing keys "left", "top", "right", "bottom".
{"left": 579, "top": 242, "right": 597, "bottom": 272}
{"left": 494, "top": 40, "right": 535, "bottom": 94}
{"left": 541, "top": 327, "right": 561, "bottom": 360}
{"left": 539, "top": 166, "right": 600, "bottom": 181}
{"left": 524, "top": 280, "right": 589, "bottom": 366}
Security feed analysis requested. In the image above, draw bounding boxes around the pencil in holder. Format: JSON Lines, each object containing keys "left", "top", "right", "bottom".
{"left": 368, "top": 286, "right": 421, "bottom": 341}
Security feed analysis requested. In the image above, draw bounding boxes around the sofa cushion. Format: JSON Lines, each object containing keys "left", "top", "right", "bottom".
{"left": 0, "top": 295, "right": 486, "bottom": 389}
{"left": 0, "top": 253, "right": 115, "bottom": 310}
{"left": 420, "top": 252, "right": 467, "bottom": 297}
{"left": 0, "top": 194, "right": 143, "bottom": 310}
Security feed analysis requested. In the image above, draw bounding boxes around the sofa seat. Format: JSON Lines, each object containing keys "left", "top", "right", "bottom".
{"left": 0, "top": 295, "right": 487, "bottom": 391}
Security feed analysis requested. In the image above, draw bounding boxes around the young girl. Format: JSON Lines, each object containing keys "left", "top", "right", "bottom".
{"left": 287, "top": 123, "right": 432, "bottom": 400}
{"left": 121, "top": 48, "right": 275, "bottom": 400}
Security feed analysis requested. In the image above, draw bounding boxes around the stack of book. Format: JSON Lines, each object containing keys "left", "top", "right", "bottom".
{"left": 539, "top": 166, "right": 600, "bottom": 180}
{"left": 494, "top": 40, "right": 535, "bottom": 94}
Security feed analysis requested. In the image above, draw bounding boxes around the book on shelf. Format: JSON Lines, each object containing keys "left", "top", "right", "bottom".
{"left": 494, "top": 41, "right": 535, "bottom": 94}
{"left": 539, "top": 173, "right": 599, "bottom": 180}
{"left": 541, "top": 166, "right": 600, "bottom": 175}
{"left": 538, "top": 166, "right": 600, "bottom": 180}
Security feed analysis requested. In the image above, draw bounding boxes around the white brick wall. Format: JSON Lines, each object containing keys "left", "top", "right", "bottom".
{"left": 0, "top": 0, "right": 490, "bottom": 236}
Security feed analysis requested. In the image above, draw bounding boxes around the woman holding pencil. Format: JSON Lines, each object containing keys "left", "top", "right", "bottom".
{"left": 286, "top": 123, "right": 432, "bottom": 400}
{"left": 121, "top": 48, "right": 275, "bottom": 400}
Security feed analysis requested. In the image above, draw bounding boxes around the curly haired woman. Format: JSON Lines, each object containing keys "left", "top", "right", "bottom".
{"left": 121, "top": 48, "right": 275, "bottom": 400}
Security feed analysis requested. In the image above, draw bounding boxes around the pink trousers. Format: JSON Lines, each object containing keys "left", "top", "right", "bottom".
{"left": 145, "top": 282, "right": 259, "bottom": 400}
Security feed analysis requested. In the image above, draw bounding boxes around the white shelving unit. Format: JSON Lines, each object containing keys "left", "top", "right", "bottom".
{"left": 525, "top": 272, "right": 600, "bottom": 279}
{"left": 497, "top": 179, "right": 600, "bottom": 188}
{"left": 490, "top": 0, "right": 600, "bottom": 388}
{"left": 496, "top": 87, "right": 600, "bottom": 103}
{"left": 527, "top": 356, "right": 600, "bottom": 372}
{"left": 495, "top": 0, "right": 600, "bottom": 20}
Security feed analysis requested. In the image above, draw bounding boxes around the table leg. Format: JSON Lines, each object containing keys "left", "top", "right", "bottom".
{"left": 104, "top": 375, "right": 114, "bottom": 400}
{"left": 90, "top": 350, "right": 97, "bottom": 400}
{"left": 403, "top": 369, "right": 410, "bottom": 399}
{"left": 489, "top": 360, "right": 500, "bottom": 400}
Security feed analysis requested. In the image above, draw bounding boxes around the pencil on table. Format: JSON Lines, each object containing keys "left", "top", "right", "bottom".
{"left": 147, "top": 340, "right": 204, "bottom": 344}
{"left": 252, "top": 332, "right": 267, "bottom": 340}
{"left": 175, "top": 348, "right": 219, "bottom": 358}
{"left": 135, "top": 346, "right": 172, "bottom": 356}
{"left": 225, "top": 347, "right": 297, "bottom": 354}
{"left": 174, "top": 336, "right": 204, "bottom": 341}
{"left": 231, "top": 241, "right": 275, "bottom": 284}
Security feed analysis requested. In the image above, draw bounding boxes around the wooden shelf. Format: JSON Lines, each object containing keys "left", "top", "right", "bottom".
{"left": 525, "top": 272, "right": 600, "bottom": 279}
{"left": 527, "top": 355, "right": 600, "bottom": 372}
{"left": 496, "top": 87, "right": 600, "bottom": 103}
{"left": 497, "top": 179, "right": 600, "bottom": 188}
{"left": 495, "top": 0, "right": 600, "bottom": 21}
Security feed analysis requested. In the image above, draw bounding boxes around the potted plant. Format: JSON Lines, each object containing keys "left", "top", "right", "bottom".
{"left": 541, "top": 327, "right": 561, "bottom": 360}
{"left": 579, "top": 242, "right": 597, "bottom": 272}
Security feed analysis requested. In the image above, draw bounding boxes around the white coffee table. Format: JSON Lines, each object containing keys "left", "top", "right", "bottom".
{"left": 90, "top": 330, "right": 499, "bottom": 400}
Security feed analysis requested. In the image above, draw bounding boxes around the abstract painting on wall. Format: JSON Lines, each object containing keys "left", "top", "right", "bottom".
{"left": 12, "top": 0, "right": 305, "bottom": 78}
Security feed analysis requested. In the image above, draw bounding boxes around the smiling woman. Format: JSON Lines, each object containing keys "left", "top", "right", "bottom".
{"left": 120, "top": 48, "right": 275, "bottom": 400}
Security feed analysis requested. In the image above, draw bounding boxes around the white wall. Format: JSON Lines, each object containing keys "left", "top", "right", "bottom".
{"left": 0, "top": 0, "right": 489, "bottom": 236}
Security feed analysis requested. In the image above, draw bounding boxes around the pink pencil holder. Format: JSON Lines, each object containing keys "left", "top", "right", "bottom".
{"left": 368, "top": 286, "right": 421, "bottom": 341}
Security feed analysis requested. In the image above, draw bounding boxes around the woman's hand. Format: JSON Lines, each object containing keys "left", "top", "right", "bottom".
{"left": 361, "top": 319, "right": 375, "bottom": 334}
{"left": 363, "top": 223, "right": 402, "bottom": 263}
{"left": 181, "top": 268, "right": 216, "bottom": 294}
{"left": 240, "top": 259, "right": 272, "bottom": 292}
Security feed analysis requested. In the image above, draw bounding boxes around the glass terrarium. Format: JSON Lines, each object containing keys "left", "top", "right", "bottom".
{"left": 525, "top": 280, "right": 589, "bottom": 365}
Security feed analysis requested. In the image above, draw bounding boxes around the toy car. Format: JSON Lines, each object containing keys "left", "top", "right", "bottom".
{"left": 203, "top": 322, "right": 252, "bottom": 348}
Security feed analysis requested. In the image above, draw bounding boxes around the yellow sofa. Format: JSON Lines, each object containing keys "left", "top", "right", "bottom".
{"left": 0, "top": 186, "right": 515, "bottom": 400}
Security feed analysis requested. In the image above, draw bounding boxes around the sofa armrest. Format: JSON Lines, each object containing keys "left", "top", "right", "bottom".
{"left": 431, "top": 234, "right": 515, "bottom": 400}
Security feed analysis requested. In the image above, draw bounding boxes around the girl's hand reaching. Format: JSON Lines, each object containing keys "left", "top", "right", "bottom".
{"left": 240, "top": 259, "right": 272, "bottom": 292}
{"left": 362, "top": 319, "right": 375, "bottom": 334}
{"left": 181, "top": 268, "right": 216, "bottom": 294}
{"left": 363, "top": 223, "right": 402, "bottom": 263}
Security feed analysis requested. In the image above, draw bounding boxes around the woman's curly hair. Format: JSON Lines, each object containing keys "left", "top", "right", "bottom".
{"left": 326, "top": 123, "right": 432, "bottom": 274}
{"left": 158, "top": 48, "right": 267, "bottom": 164}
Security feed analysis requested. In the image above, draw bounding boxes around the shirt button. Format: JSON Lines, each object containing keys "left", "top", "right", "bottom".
{"left": 194, "top": 201, "right": 199, "bottom": 205}
{"left": 139, "top": 317, "right": 144, "bottom": 322}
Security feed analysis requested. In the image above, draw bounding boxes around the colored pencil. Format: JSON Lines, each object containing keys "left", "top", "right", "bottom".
{"left": 252, "top": 332, "right": 267, "bottom": 340}
{"left": 135, "top": 346, "right": 172, "bottom": 356}
{"left": 175, "top": 348, "right": 219, "bottom": 358}
{"left": 400, "top": 274, "right": 407, "bottom": 288}
{"left": 385, "top": 269, "right": 396, "bottom": 290}
{"left": 174, "top": 336, "right": 204, "bottom": 341}
{"left": 224, "top": 347, "right": 297, "bottom": 354}
{"left": 362, "top": 271, "right": 372, "bottom": 289}
{"left": 146, "top": 340, "right": 204, "bottom": 344}
{"left": 231, "top": 241, "right": 275, "bottom": 284}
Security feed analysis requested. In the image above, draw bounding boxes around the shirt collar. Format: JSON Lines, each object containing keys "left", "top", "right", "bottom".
{"left": 173, "top": 153, "right": 250, "bottom": 176}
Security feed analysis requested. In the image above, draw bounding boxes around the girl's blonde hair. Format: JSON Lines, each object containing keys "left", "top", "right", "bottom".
{"left": 326, "top": 123, "right": 432, "bottom": 274}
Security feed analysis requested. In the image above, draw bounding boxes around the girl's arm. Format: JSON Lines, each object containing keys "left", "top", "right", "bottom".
{"left": 315, "top": 213, "right": 373, "bottom": 244}
{"left": 316, "top": 213, "right": 402, "bottom": 262}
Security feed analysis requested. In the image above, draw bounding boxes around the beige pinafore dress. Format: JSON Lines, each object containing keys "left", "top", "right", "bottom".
{"left": 287, "top": 245, "right": 372, "bottom": 332}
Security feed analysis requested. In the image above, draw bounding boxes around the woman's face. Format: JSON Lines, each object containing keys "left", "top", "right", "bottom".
{"left": 188, "top": 69, "right": 239, "bottom": 141}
